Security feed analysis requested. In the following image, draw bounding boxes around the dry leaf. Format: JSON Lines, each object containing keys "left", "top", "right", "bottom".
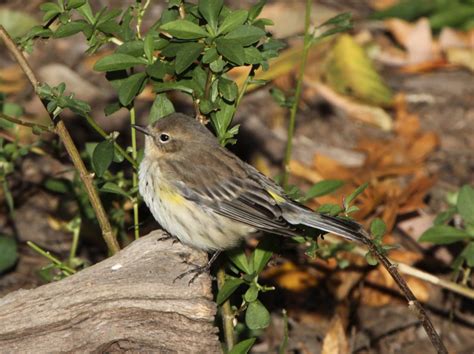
{"left": 385, "top": 18, "right": 440, "bottom": 65}
{"left": 321, "top": 315, "right": 349, "bottom": 354}
{"left": 263, "top": 262, "right": 320, "bottom": 292}
{"left": 307, "top": 81, "right": 393, "bottom": 131}
{"left": 446, "top": 47, "right": 474, "bottom": 72}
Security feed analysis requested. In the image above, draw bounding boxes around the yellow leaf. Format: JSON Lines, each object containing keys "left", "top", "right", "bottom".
{"left": 323, "top": 34, "right": 394, "bottom": 106}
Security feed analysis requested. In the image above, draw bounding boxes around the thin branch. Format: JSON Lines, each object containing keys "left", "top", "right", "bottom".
{"left": 217, "top": 266, "right": 235, "bottom": 351}
{"left": 339, "top": 231, "right": 449, "bottom": 353}
{"left": 0, "top": 25, "right": 120, "bottom": 255}
{"left": 0, "top": 112, "right": 52, "bottom": 132}
{"left": 129, "top": 105, "right": 140, "bottom": 240}
{"left": 281, "top": 0, "right": 312, "bottom": 188}
{"left": 84, "top": 113, "right": 137, "bottom": 169}
{"left": 325, "top": 234, "right": 474, "bottom": 300}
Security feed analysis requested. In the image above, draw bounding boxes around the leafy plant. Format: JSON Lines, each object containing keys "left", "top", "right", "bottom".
{"left": 420, "top": 185, "right": 474, "bottom": 274}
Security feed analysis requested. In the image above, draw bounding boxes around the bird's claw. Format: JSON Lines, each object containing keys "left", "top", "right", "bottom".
{"left": 173, "top": 263, "right": 211, "bottom": 285}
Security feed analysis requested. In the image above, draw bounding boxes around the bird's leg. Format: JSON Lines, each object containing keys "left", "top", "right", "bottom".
{"left": 157, "top": 231, "right": 180, "bottom": 244}
{"left": 174, "top": 251, "right": 221, "bottom": 285}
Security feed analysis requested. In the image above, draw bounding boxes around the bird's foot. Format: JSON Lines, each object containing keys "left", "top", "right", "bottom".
{"left": 174, "top": 263, "right": 212, "bottom": 285}
{"left": 157, "top": 233, "right": 180, "bottom": 244}
{"left": 173, "top": 251, "right": 221, "bottom": 285}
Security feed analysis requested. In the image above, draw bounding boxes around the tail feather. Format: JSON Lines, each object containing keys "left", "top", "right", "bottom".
{"left": 285, "top": 206, "right": 368, "bottom": 243}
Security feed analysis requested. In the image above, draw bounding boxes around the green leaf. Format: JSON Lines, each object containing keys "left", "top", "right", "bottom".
{"left": 116, "top": 40, "right": 145, "bottom": 56}
{"left": 304, "top": 180, "right": 344, "bottom": 201}
{"left": 248, "top": 0, "right": 266, "bottom": 21}
{"left": 434, "top": 207, "right": 457, "bottom": 225}
{"left": 216, "top": 38, "right": 244, "bottom": 65}
{"left": 54, "top": 21, "right": 90, "bottom": 38}
{"left": 92, "top": 140, "right": 114, "bottom": 177}
{"left": 419, "top": 225, "right": 472, "bottom": 245}
{"left": 44, "top": 178, "right": 70, "bottom": 193}
{"left": 344, "top": 182, "right": 369, "bottom": 210}
{"left": 224, "top": 25, "right": 266, "bottom": 46}
{"left": 218, "top": 77, "right": 238, "bottom": 101}
{"left": 0, "top": 235, "right": 18, "bottom": 273}
{"left": 149, "top": 93, "right": 175, "bottom": 124}
{"left": 175, "top": 42, "right": 204, "bottom": 74}
{"left": 243, "top": 284, "right": 259, "bottom": 302}
{"left": 370, "top": 0, "right": 436, "bottom": 21}
{"left": 209, "top": 57, "right": 226, "bottom": 73}
{"left": 67, "top": 0, "right": 87, "bottom": 9}
{"left": 198, "top": 0, "right": 223, "bottom": 31}
{"left": 430, "top": 5, "right": 474, "bottom": 31}
{"left": 324, "top": 34, "right": 393, "bottom": 106}
{"left": 216, "top": 277, "right": 244, "bottom": 305}
{"left": 370, "top": 218, "right": 386, "bottom": 239}
{"left": 154, "top": 81, "right": 194, "bottom": 95}
{"left": 245, "top": 300, "right": 270, "bottom": 330}
{"left": 160, "top": 19, "right": 209, "bottom": 39}
{"left": 202, "top": 47, "right": 219, "bottom": 63}
{"left": 457, "top": 185, "right": 474, "bottom": 225}
{"left": 118, "top": 72, "right": 147, "bottom": 106}
{"left": 218, "top": 9, "right": 248, "bottom": 35}
{"left": 144, "top": 32, "right": 155, "bottom": 64}
{"left": 104, "top": 101, "right": 122, "bottom": 116}
{"left": 100, "top": 182, "right": 129, "bottom": 197}
{"left": 251, "top": 237, "right": 276, "bottom": 274}
{"left": 227, "top": 248, "right": 251, "bottom": 274}
{"left": 461, "top": 242, "right": 474, "bottom": 267}
{"left": 146, "top": 60, "right": 167, "bottom": 79}
{"left": 94, "top": 53, "right": 148, "bottom": 72}
{"left": 229, "top": 338, "right": 256, "bottom": 354}
{"left": 317, "top": 203, "right": 343, "bottom": 216}
{"left": 244, "top": 46, "right": 263, "bottom": 64}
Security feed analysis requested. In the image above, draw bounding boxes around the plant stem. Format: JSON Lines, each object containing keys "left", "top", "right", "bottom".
{"left": 217, "top": 265, "right": 235, "bottom": 351}
{"left": 84, "top": 114, "right": 137, "bottom": 169}
{"left": 281, "top": 0, "right": 313, "bottom": 188}
{"left": 27, "top": 241, "right": 76, "bottom": 275}
{"left": 0, "top": 26, "right": 120, "bottom": 255}
{"left": 0, "top": 112, "right": 52, "bottom": 132}
{"left": 235, "top": 68, "right": 254, "bottom": 110}
{"left": 68, "top": 217, "right": 81, "bottom": 264}
{"left": 130, "top": 105, "right": 140, "bottom": 240}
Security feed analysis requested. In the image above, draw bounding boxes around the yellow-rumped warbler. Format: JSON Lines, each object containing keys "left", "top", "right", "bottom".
{"left": 134, "top": 113, "right": 367, "bottom": 279}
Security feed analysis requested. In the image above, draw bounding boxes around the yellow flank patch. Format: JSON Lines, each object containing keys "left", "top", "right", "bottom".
{"left": 160, "top": 189, "right": 186, "bottom": 205}
{"left": 267, "top": 189, "right": 285, "bottom": 204}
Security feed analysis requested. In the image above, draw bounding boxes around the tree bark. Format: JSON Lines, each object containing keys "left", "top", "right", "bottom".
{"left": 0, "top": 231, "right": 221, "bottom": 353}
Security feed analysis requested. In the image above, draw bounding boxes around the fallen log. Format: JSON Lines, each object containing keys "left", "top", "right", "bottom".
{"left": 0, "top": 231, "right": 220, "bottom": 353}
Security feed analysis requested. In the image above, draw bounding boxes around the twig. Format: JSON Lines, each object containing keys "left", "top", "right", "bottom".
{"left": 129, "top": 105, "right": 140, "bottom": 240}
{"left": 0, "top": 112, "right": 52, "bottom": 132}
{"left": 217, "top": 265, "right": 235, "bottom": 351}
{"left": 326, "top": 234, "right": 474, "bottom": 300}
{"left": 356, "top": 233, "right": 448, "bottom": 353}
{"left": 84, "top": 113, "right": 137, "bottom": 169}
{"left": 0, "top": 25, "right": 120, "bottom": 255}
{"left": 27, "top": 241, "right": 76, "bottom": 275}
{"left": 281, "top": 0, "right": 312, "bottom": 188}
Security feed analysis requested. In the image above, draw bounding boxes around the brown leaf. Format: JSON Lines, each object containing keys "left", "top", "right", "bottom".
{"left": 321, "top": 315, "right": 349, "bottom": 354}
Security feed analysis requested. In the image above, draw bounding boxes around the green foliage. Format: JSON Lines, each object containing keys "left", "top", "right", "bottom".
{"left": 420, "top": 185, "right": 474, "bottom": 272}
{"left": 229, "top": 338, "right": 256, "bottom": 354}
{"left": 0, "top": 235, "right": 18, "bottom": 273}
{"left": 371, "top": 0, "right": 474, "bottom": 30}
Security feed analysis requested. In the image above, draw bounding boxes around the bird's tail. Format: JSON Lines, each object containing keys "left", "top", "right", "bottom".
{"left": 284, "top": 205, "right": 369, "bottom": 243}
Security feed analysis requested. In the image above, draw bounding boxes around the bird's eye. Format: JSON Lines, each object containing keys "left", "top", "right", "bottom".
{"left": 159, "top": 133, "right": 170, "bottom": 143}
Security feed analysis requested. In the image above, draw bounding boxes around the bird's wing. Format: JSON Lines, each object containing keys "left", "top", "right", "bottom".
{"left": 174, "top": 175, "right": 300, "bottom": 236}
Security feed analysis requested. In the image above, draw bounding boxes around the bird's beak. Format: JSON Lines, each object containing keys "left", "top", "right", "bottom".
{"left": 132, "top": 124, "right": 151, "bottom": 136}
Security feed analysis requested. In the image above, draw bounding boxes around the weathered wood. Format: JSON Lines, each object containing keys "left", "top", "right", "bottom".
{"left": 0, "top": 231, "right": 221, "bottom": 353}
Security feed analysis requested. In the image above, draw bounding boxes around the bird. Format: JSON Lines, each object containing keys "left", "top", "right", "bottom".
{"left": 134, "top": 113, "right": 368, "bottom": 281}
